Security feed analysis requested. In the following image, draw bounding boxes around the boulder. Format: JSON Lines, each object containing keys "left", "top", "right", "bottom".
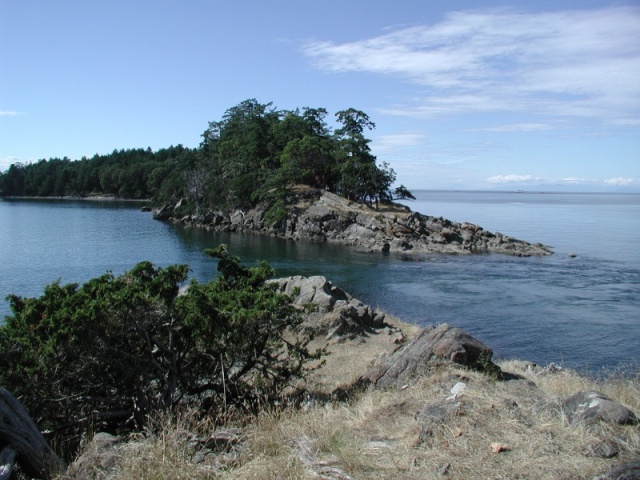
{"left": 67, "top": 433, "right": 123, "bottom": 480}
{"left": 269, "top": 276, "right": 387, "bottom": 341}
{"left": 229, "top": 210, "right": 245, "bottom": 225}
{"left": 562, "top": 391, "right": 638, "bottom": 425}
{"left": 584, "top": 441, "right": 619, "bottom": 459}
{"left": 152, "top": 204, "right": 173, "bottom": 220}
{"left": 364, "top": 324, "right": 499, "bottom": 389}
{"left": 305, "top": 204, "right": 334, "bottom": 222}
{"left": 269, "top": 275, "right": 348, "bottom": 313}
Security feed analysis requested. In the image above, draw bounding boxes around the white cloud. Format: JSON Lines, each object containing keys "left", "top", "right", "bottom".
{"left": 604, "top": 177, "right": 638, "bottom": 186}
{"left": 0, "top": 110, "right": 21, "bottom": 117}
{"left": 0, "top": 156, "right": 20, "bottom": 172}
{"left": 487, "top": 174, "right": 541, "bottom": 184}
{"left": 304, "top": 7, "right": 640, "bottom": 123}
{"left": 485, "top": 175, "right": 640, "bottom": 189}
{"left": 560, "top": 177, "right": 590, "bottom": 185}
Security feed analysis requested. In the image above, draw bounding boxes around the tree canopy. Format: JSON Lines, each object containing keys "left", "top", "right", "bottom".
{"left": 0, "top": 100, "right": 410, "bottom": 211}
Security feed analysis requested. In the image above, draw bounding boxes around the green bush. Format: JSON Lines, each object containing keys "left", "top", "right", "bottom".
{"left": 0, "top": 246, "right": 322, "bottom": 454}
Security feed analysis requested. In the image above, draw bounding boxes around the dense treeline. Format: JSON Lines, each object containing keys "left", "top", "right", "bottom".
{"left": 0, "top": 145, "right": 196, "bottom": 200}
{"left": 0, "top": 99, "right": 412, "bottom": 210}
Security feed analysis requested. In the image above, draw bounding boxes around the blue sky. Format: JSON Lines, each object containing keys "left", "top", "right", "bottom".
{"left": 1, "top": 0, "right": 639, "bottom": 191}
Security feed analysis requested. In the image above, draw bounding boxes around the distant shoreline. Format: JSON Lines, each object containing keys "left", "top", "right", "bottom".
{"left": 0, "top": 195, "right": 150, "bottom": 202}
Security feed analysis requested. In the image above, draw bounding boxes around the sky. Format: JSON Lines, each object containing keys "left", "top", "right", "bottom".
{"left": 1, "top": 0, "right": 639, "bottom": 191}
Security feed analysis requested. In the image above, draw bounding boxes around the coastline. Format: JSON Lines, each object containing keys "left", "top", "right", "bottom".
{"left": 62, "top": 275, "right": 640, "bottom": 479}
{"left": 1, "top": 194, "right": 151, "bottom": 202}
{"left": 152, "top": 186, "right": 553, "bottom": 257}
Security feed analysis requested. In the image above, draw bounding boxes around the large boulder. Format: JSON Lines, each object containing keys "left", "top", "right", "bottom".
{"left": 269, "top": 276, "right": 388, "bottom": 341}
{"left": 269, "top": 275, "right": 348, "bottom": 313}
{"left": 562, "top": 391, "right": 638, "bottom": 425}
{"left": 364, "top": 323, "right": 499, "bottom": 389}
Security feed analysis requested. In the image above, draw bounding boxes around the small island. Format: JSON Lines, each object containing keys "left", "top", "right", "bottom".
{"left": 153, "top": 184, "right": 552, "bottom": 256}
{"left": 0, "top": 100, "right": 551, "bottom": 256}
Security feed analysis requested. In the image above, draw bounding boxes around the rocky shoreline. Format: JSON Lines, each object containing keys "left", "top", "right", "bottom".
{"left": 65, "top": 275, "right": 638, "bottom": 480}
{"left": 152, "top": 186, "right": 553, "bottom": 256}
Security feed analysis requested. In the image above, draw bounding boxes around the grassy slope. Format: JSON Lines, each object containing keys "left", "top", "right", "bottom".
{"left": 62, "top": 316, "right": 639, "bottom": 479}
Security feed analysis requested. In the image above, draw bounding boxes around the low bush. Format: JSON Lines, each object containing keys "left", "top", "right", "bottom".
{"left": 0, "top": 245, "right": 322, "bottom": 457}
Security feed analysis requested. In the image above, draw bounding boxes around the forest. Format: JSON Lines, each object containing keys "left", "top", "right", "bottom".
{"left": 0, "top": 99, "right": 413, "bottom": 211}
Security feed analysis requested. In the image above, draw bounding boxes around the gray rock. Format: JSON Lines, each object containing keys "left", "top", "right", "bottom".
{"left": 437, "top": 462, "right": 451, "bottom": 476}
{"left": 417, "top": 400, "right": 464, "bottom": 424}
{"left": 67, "top": 433, "right": 123, "bottom": 480}
{"left": 584, "top": 441, "right": 618, "bottom": 458}
{"left": 229, "top": 210, "right": 245, "bottom": 225}
{"left": 562, "top": 391, "right": 638, "bottom": 425}
{"left": 269, "top": 275, "right": 346, "bottom": 313}
{"left": 364, "top": 324, "right": 499, "bottom": 389}
{"left": 269, "top": 276, "right": 385, "bottom": 341}
{"left": 343, "top": 223, "right": 377, "bottom": 241}
{"left": 152, "top": 188, "right": 553, "bottom": 257}
{"left": 152, "top": 204, "right": 173, "bottom": 220}
{"left": 593, "top": 462, "right": 640, "bottom": 480}
{"left": 306, "top": 204, "right": 335, "bottom": 221}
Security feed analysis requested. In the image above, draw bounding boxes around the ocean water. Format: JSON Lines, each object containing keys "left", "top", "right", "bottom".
{"left": 1, "top": 192, "right": 638, "bottom": 373}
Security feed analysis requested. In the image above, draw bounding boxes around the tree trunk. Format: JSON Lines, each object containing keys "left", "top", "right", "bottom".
{"left": 0, "top": 387, "right": 66, "bottom": 479}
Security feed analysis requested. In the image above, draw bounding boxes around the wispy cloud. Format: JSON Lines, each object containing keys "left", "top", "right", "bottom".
{"left": 304, "top": 7, "right": 640, "bottom": 123}
{"left": 487, "top": 174, "right": 541, "bottom": 184}
{"left": 604, "top": 177, "right": 639, "bottom": 186}
{"left": 486, "top": 174, "right": 640, "bottom": 188}
{"left": 468, "top": 123, "right": 551, "bottom": 132}
{"left": 372, "top": 132, "right": 427, "bottom": 153}
{"left": 609, "top": 118, "right": 640, "bottom": 126}
{"left": 0, "top": 110, "right": 22, "bottom": 117}
{"left": 0, "top": 156, "right": 20, "bottom": 172}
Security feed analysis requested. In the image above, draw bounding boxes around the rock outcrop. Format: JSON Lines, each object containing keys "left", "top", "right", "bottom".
{"left": 67, "top": 433, "right": 123, "bottom": 480}
{"left": 363, "top": 323, "right": 500, "bottom": 389}
{"left": 152, "top": 186, "right": 552, "bottom": 256}
{"left": 269, "top": 275, "right": 395, "bottom": 342}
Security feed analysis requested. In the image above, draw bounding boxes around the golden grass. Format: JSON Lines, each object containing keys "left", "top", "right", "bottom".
{"left": 62, "top": 325, "right": 640, "bottom": 479}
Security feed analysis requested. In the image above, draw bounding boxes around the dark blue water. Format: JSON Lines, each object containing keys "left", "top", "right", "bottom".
{"left": 1, "top": 192, "right": 638, "bottom": 373}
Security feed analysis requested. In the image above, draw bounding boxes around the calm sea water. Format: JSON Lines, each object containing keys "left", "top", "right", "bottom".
{"left": 1, "top": 191, "right": 638, "bottom": 373}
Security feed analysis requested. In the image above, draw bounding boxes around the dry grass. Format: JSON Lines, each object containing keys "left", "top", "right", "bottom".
{"left": 62, "top": 323, "right": 640, "bottom": 479}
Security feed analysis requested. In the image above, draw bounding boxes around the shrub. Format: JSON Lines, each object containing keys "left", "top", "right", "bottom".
{"left": 0, "top": 246, "right": 322, "bottom": 455}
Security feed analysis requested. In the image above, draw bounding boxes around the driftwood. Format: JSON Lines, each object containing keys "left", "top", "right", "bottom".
{"left": 0, "top": 387, "right": 66, "bottom": 479}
